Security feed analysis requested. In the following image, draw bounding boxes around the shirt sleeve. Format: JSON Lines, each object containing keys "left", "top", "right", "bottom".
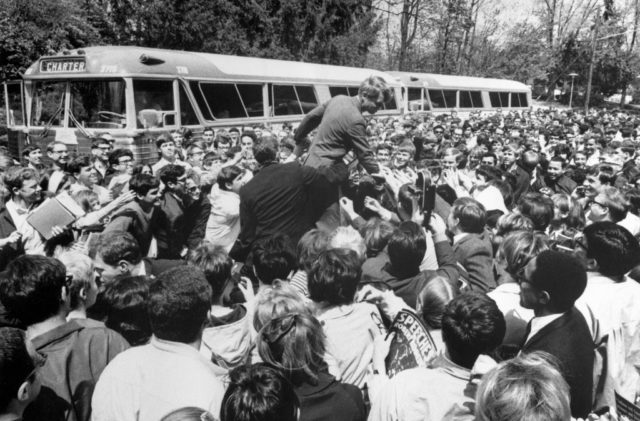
{"left": 346, "top": 119, "right": 379, "bottom": 174}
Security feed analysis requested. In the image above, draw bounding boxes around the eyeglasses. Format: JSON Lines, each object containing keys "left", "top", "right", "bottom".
{"left": 588, "top": 200, "right": 608, "bottom": 209}
{"left": 118, "top": 159, "right": 133, "bottom": 165}
{"left": 187, "top": 185, "right": 200, "bottom": 194}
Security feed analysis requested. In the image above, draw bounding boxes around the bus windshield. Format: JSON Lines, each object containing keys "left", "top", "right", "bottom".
{"left": 30, "top": 81, "right": 66, "bottom": 127}
{"left": 69, "top": 79, "right": 126, "bottom": 128}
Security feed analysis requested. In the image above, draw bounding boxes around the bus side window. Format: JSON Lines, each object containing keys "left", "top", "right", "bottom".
{"left": 518, "top": 92, "right": 528, "bottom": 107}
{"left": 178, "top": 84, "right": 199, "bottom": 125}
{"left": 489, "top": 92, "right": 501, "bottom": 107}
{"left": 442, "top": 90, "right": 457, "bottom": 108}
{"left": 428, "top": 90, "right": 445, "bottom": 108}
{"left": 510, "top": 92, "right": 521, "bottom": 107}
{"left": 329, "top": 86, "right": 349, "bottom": 97}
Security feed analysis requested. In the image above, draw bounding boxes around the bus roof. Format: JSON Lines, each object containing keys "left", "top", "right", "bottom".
{"left": 389, "top": 71, "right": 529, "bottom": 92}
{"left": 23, "top": 46, "right": 401, "bottom": 86}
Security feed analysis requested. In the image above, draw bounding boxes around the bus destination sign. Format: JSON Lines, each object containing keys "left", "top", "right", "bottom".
{"left": 40, "top": 59, "right": 86, "bottom": 73}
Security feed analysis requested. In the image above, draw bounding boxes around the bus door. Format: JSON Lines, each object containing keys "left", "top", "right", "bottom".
{"left": 3, "top": 81, "right": 28, "bottom": 158}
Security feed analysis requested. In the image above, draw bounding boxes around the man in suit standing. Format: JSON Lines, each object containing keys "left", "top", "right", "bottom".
{"left": 230, "top": 137, "right": 347, "bottom": 263}
{"left": 518, "top": 250, "right": 594, "bottom": 419}
{"left": 292, "top": 76, "right": 391, "bottom": 229}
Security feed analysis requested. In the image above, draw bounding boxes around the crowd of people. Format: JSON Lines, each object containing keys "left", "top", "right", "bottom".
{"left": 1, "top": 75, "right": 640, "bottom": 421}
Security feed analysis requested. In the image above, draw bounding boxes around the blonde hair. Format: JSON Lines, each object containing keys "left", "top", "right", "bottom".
{"left": 328, "top": 226, "right": 366, "bottom": 260}
{"left": 253, "top": 280, "right": 310, "bottom": 331}
{"left": 499, "top": 231, "right": 549, "bottom": 275}
{"left": 475, "top": 351, "right": 571, "bottom": 421}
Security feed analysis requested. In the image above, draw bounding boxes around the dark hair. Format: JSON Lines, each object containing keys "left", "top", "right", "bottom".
{"left": 308, "top": 248, "right": 361, "bottom": 305}
{"left": 358, "top": 75, "right": 391, "bottom": 103}
{"left": 549, "top": 155, "right": 567, "bottom": 168}
{"left": 21, "top": 145, "right": 40, "bottom": 157}
{"left": 92, "top": 138, "right": 111, "bottom": 149}
{"left": 388, "top": 221, "right": 426, "bottom": 276}
{"left": 297, "top": 229, "right": 329, "bottom": 272}
{"left": 441, "top": 292, "right": 505, "bottom": 368}
{"left": 103, "top": 276, "right": 151, "bottom": 346}
{"left": 66, "top": 155, "right": 93, "bottom": 175}
{"left": 147, "top": 266, "right": 212, "bottom": 343}
{"left": 96, "top": 231, "right": 142, "bottom": 265}
{"left": 583, "top": 222, "right": 640, "bottom": 277}
{"left": 529, "top": 250, "right": 587, "bottom": 312}
{"left": 451, "top": 197, "right": 486, "bottom": 234}
{"left": 240, "top": 131, "right": 257, "bottom": 143}
{"left": 157, "top": 164, "right": 186, "bottom": 185}
{"left": 518, "top": 193, "right": 555, "bottom": 231}
{"left": 361, "top": 218, "right": 394, "bottom": 258}
{"left": 217, "top": 165, "right": 243, "bottom": 191}
{"left": 253, "top": 137, "right": 278, "bottom": 164}
{"left": 155, "top": 133, "right": 174, "bottom": 149}
{"left": 0, "top": 327, "right": 34, "bottom": 411}
{"left": 3, "top": 166, "right": 38, "bottom": 193}
{"left": 108, "top": 148, "right": 134, "bottom": 167}
{"left": 252, "top": 234, "right": 297, "bottom": 285}
{"left": 187, "top": 242, "right": 233, "bottom": 300}
{"left": 221, "top": 363, "right": 299, "bottom": 421}
{"left": 129, "top": 173, "right": 160, "bottom": 196}
{"left": 0, "top": 255, "right": 67, "bottom": 326}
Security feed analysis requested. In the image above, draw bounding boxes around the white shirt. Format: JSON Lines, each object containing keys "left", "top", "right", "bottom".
{"left": 488, "top": 283, "right": 534, "bottom": 346}
{"left": 5, "top": 199, "right": 46, "bottom": 255}
{"left": 618, "top": 212, "right": 640, "bottom": 236}
{"left": 91, "top": 337, "right": 226, "bottom": 421}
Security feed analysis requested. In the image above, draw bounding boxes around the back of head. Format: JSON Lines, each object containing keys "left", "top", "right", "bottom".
{"left": 451, "top": 197, "right": 487, "bottom": 234}
{"left": 253, "top": 280, "right": 308, "bottom": 331}
{"left": 187, "top": 242, "right": 233, "bottom": 300}
{"left": 147, "top": 266, "right": 211, "bottom": 343}
{"left": 296, "top": 229, "right": 329, "bottom": 272}
{"left": 475, "top": 351, "right": 570, "bottom": 421}
{"left": 599, "top": 186, "right": 629, "bottom": 222}
{"left": 96, "top": 231, "right": 142, "bottom": 266}
{"left": 253, "top": 137, "right": 278, "bottom": 165}
{"left": 221, "top": 364, "right": 299, "bottom": 421}
{"left": 517, "top": 193, "right": 555, "bottom": 231}
{"left": 56, "top": 251, "right": 94, "bottom": 310}
{"left": 0, "top": 327, "right": 35, "bottom": 412}
{"left": 258, "top": 313, "right": 326, "bottom": 385}
{"left": 252, "top": 234, "right": 296, "bottom": 285}
{"left": 529, "top": 250, "right": 586, "bottom": 312}
{"left": 129, "top": 173, "right": 160, "bottom": 196}
{"left": 327, "top": 226, "right": 366, "bottom": 261}
{"left": 417, "top": 276, "right": 458, "bottom": 329}
{"left": 0, "top": 255, "right": 66, "bottom": 326}
{"left": 387, "top": 221, "right": 426, "bottom": 274}
{"left": 103, "top": 276, "right": 151, "bottom": 346}
{"left": 157, "top": 164, "right": 186, "bottom": 185}
{"left": 441, "top": 292, "right": 505, "bottom": 368}
{"left": 500, "top": 231, "right": 550, "bottom": 275}
{"left": 161, "top": 407, "right": 216, "bottom": 421}
{"left": 361, "top": 218, "right": 395, "bottom": 258}
{"left": 359, "top": 75, "right": 391, "bottom": 103}
{"left": 583, "top": 221, "right": 640, "bottom": 277}
{"left": 308, "top": 248, "right": 362, "bottom": 306}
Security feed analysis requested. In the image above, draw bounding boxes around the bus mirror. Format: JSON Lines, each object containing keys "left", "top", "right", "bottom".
{"left": 163, "top": 112, "right": 176, "bottom": 128}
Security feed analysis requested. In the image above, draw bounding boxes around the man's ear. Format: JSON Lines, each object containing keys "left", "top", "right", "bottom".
{"left": 16, "top": 380, "right": 31, "bottom": 402}
{"left": 539, "top": 290, "right": 551, "bottom": 307}
{"left": 79, "top": 287, "right": 87, "bottom": 301}
{"left": 118, "top": 260, "right": 130, "bottom": 274}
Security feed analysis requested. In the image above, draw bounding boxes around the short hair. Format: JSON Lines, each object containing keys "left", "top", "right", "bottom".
{"left": 258, "top": 313, "right": 327, "bottom": 385}
{"left": 396, "top": 139, "right": 416, "bottom": 155}
{"left": 475, "top": 165, "right": 502, "bottom": 182}
{"left": 308, "top": 248, "right": 361, "bottom": 306}
{"left": 92, "top": 138, "right": 111, "bottom": 149}
{"left": 358, "top": 75, "right": 391, "bottom": 104}
{"left": 327, "top": 226, "right": 366, "bottom": 260}
{"left": 361, "top": 218, "right": 395, "bottom": 258}
{"left": 240, "top": 131, "right": 257, "bottom": 143}
{"left": 441, "top": 292, "right": 505, "bottom": 368}
{"left": 500, "top": 231, "right": 550, "bottom": 275}
{"left": 67, "top": 155, "right": 93, "bottom": 175}
{"left": 72, "top": 189, "right": 100, "bottom": 213}
{"left": 202, "top": 151, "right": 221, "bottom": 168}
{"left": 253, "top": 281, "right": 309, "bottom": 331}
{"left": 0, "top": 327, "right": 34, "bottom": 411}
{"left": 157, "top": 164, "right": 186, "bottom": 185}
{"left": 217, "top": 165, "right": 243, "bottom": 191}
{"left": 3, "top": 166, "right": 38, "bottom": 193}
{"left": 583, "top": 221, "right": 640, "bottom": 277}
{"left": 155, "top": 133, "right": 174, "bottom": 149}
{"left": 529, "top": 250, "right": 587, "bottom": 312}
{"left": 253, "top": 137, "right": 278, "bottom": 164}
{"left": 96, "top": 231, "right": 142, "bottom": 266}
{"left": 598, "top": 186, "right": 629, "bottom": 222}
{"left": 46, "top": 141, "right": 65, "bottom": 153}
{"left": 0, "top": 255, "right": 67, "bottom": 326}
{"left": 108, "top": 149, "right": 134, "bottom": 167}
{"left": 387, "top": 221, "right": 427, "bottom": 273}
{"left": 252, "top": 234, "right": 297, "bottom": 285}
{"left": 495, "top": 213, "right": 534, "bottom": 237}
{"left": 296, "top": 229, "right": 329, "bottom": 272}
{"left": 21, "top": 145, "right": 40, "bottom": 157}
{"left": 517, "top": 193, "right": 555, "bottom": 231}
{"left": 221, "top": 363, "right": 299, "bottom": 421}
{"left": 475, "top": 352, "right": 570, "bottom": 421}
{"left": 56, "top": 252, "right": 94, "bottom": 310}
{"left": 103, "top": 275, "right": 151, "bottom": 346}
{"left": 161, "top": 407, "right": 216, "bottom": 421}
{"left": 187, "top": 242, "right": 233, "bottom": 300}
{"left": 417, "top": 276, "right": 458, "bottom": 329}
{"left": 549, "top": 155, "right": 567, "bottom": 168}
{"left": 147, "top": 266, "right": 211, "bottom": 343}
{"left": 129, "top": 173, "right": 160, "bottom": 196}
{"left": 451, "top": 197, "right": 486, "bottom": 234}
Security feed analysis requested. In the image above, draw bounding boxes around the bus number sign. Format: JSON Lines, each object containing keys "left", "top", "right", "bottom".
{"left": 40, "top": 59, "right": 86, "bottom": 73}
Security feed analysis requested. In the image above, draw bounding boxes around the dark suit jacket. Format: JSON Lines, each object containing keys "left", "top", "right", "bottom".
{"left": 230, "top": 161, "right": 347, "bottom": 262}
{"left": 509, "top": 163, "right": 532, "bottom": 204}
{"left": 0, "top": 206, "right": 23, "bottom": 271}
{"left": 184, "top": 195, "right": 212, "bottom": 250}
{"left": 294, "top": 95, "right": 379, "bottom": 174}
{"left": 142, "top": 257, "right": 184, "bottom": 278}
{"left": 522, "top": 307, "right": 595, "bottom": 418}
{"left": 452, "top": 231, "right": 495, "bottom": 293}
{"left": 156, "top": 191, "right": 187, "bottom": 259}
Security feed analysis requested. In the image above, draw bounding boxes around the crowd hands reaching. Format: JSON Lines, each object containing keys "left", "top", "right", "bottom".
{"left": 1, "top": 106, "right": 640, "bottom": 421}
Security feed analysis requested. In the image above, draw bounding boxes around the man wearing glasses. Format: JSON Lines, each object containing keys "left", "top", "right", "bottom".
{"left": 91, "top": 137, "right": 113, "bottom": 186}
{"left": 45, "top": 141, "right": 70, "bottom": 173}
{"left": 105, "top": 149, "right": 135, "bottom": 199}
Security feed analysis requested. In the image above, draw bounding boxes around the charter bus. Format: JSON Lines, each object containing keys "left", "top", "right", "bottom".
{"left": 389, "top": 71, "right": 531, "bottom": 115}
{"left": 2, "top": 46, "right": 403, "bottom": 163}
